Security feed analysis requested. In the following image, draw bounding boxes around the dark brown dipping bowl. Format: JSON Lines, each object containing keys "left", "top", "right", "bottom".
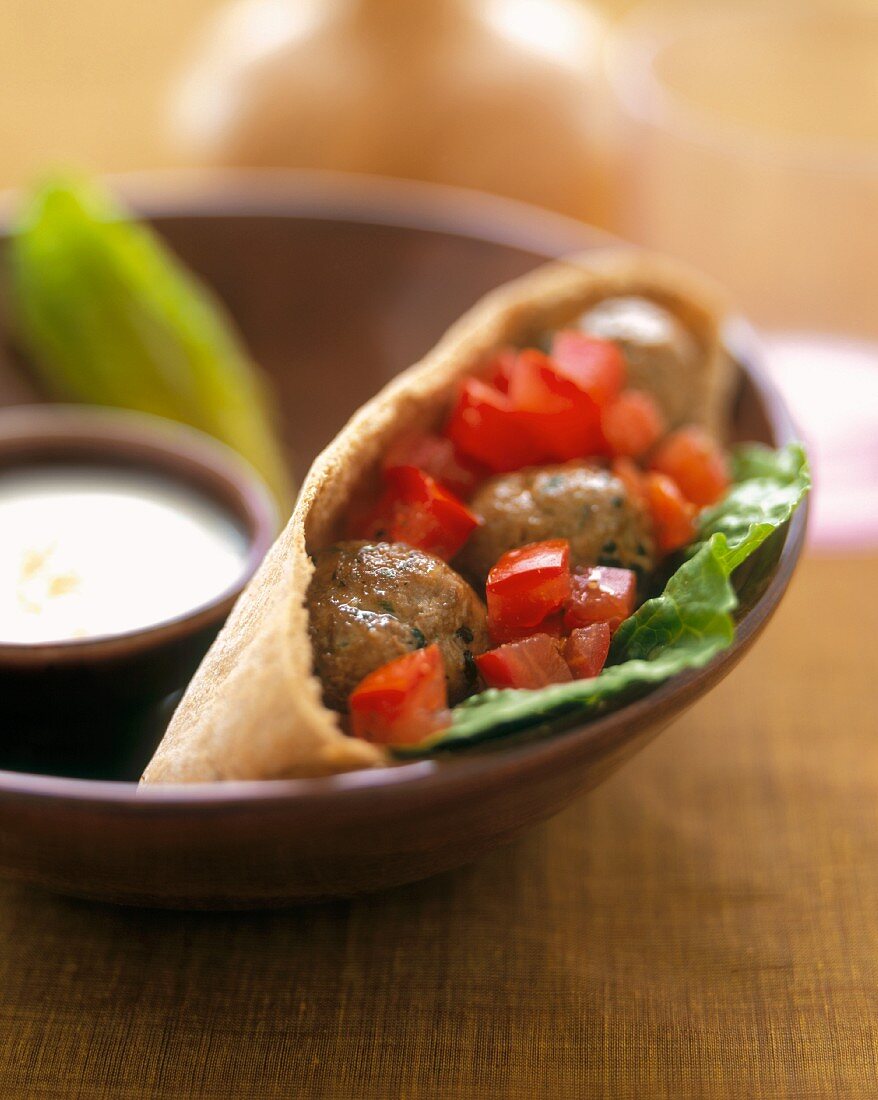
{"left": 0, "top": 171, "right": 807, "bottom": 908}
{"left": 0, "top": 405, "right": 277, "bottom": 770}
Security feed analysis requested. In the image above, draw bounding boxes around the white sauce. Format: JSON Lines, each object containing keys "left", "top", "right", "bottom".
{"left": 0, "top": 466, "right": 249, "bottom": 645}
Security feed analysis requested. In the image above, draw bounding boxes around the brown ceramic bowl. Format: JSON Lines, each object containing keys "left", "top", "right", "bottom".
{"left": 0, "top": 171, "right": 806, "bottom": 907}
{"left": 0, "top": 405, "right": 277, "bottom": 774}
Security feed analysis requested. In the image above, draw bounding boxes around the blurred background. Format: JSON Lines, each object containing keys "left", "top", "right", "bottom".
{"left": 2, "top": 0, "right": 876, "bottom": 549}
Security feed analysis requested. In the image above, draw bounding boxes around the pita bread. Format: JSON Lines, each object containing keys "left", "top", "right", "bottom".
{"left": 141, "top": 249, "right": 733, "bottom": 783}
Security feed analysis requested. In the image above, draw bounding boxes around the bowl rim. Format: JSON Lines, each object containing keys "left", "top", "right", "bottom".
{"left": 0, "top": 404, "right": 278, "bottom": 663}
{"left": 1, "top": 166, "right": 616, "bottom": 257}
{"left": 0, "top": 173, "right": 807, "bottom": 806}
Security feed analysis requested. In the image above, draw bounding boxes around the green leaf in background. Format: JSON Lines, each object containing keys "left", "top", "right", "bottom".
{"left": 395, "top": 442, "right": 810, "bottom": 757}
{"left": 8, "top": 175, "right": 294, "bottom": 509}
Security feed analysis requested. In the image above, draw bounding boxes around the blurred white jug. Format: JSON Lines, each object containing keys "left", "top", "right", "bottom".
{"left": 169, "top": 0, "right": 613, "bottom": 223}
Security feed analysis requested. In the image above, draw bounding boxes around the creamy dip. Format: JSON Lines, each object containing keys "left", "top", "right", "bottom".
{"left": 0, "top": 465, "right": 249, "bottom": 644}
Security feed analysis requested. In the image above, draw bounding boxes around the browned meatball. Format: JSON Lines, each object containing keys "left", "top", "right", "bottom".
{"left": 307, "top": 541, "right": 488, "bottom": 711}
{"left": 458, "top": 463, "right": 655, "bottom": 586}
{"left": 578, "top": 296, "right": 702, "bottom": 429}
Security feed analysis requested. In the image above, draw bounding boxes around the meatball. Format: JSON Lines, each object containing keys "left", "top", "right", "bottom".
{"left": 458, "top": 463, "right": 655, "bottom": 586}
{"left": 307, "top": 541, "right": 488, "bottom": 711}
{"left": 577, "top": 296, "right": 702, "bottom": 429}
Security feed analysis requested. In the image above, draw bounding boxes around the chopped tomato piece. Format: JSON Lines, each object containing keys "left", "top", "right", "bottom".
{"left": 611, "top": 456, "right": 647, "bottom": 509}
{"left": 349, "top": 644, "right": 448, "bottom": 745}
{"left": 563, "top": 566, "right": 637, "bottom": 635}
{"left": 486, "top": 346, "right": 519, "bottom": 394}
{"left": 550, "top": 331, "right": 626, "bottom": 407}
{"left": 650, "top": 426, "right": 730, "bottom": 506}
{"left": 564, "top": 624, "right": 612, "bottom": 680}
{"left": 383, "top": 432, "right": 484, "bottom": 498}
{"left": 491, "top": 611, "right": 567, "bottom": 646}
{"left": 486, "top": 539, "right": 572, "bottom": 644}
{"left": 644, "top": 471, "right": 697, "bottom": 554}
{"left": 356, "top": 465, "right": 481, "bottom": 560}
{"left": 535, "top": 610, "right": 566, "bottom": 638}
{"left": 507, "top": 349, "right": 604, "bottom": 462}
{"left": 601, "top": 389, "right": 666, "bottom": 458}
{"left": 477, "top": 633, "right": 572, "bottom": 690}
{"left": 446, "top": 378, "right": 542, "bottom": 473}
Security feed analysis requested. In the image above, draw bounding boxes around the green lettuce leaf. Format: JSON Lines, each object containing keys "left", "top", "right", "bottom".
{"left": 687, "top": 442, "right": 810, "bottom": 572}
{"left": 395, "top": 442, "right": 809, "bottom": 757}
{"left": 9, "top": 176, "right": 294, "bottom": 508}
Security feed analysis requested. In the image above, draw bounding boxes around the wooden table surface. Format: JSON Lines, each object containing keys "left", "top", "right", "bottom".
{"left": 3, "top": 2, "right": 878, "bottom": 1096}
{"left": 2, "top": 553, "right": 877, "bottom": 1097}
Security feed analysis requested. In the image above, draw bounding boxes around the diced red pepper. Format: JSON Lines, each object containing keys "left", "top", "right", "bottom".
{"left": 644, "top": 471, "right": 697, "bottom": 554}
{"left": 507, "top": 349, "right": 604, "bottom": 462}
{"left": 550, "top": 331, "right": 626, "bottom": 408}
{"left": 355, "top": 465, "right": 481, "bottom": 560}
{"left": 650, "top": 426, "right": 730, "bottom": 507}
{"left": 563, "top": 566, "right": 637, "bottom": 635}
{"left": 601, "top": 389, "right": 666, "bottom": 458}
{"left": 476, "top": 633, "right": 572, "bottom": 690}
{"left": 446, "top": 378, "right": 542, "bottom": 473}
{"left": 486, "top": 539, "right": 572, "bottom": 644}
{"left": 383, "top": 432, "right": 484, "bottom": 498}
{"left": 349, "top": 644, "right": 448, "bottom": 745}
{"left": 564, "top": 624, "right": 612, "bottom": 680}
